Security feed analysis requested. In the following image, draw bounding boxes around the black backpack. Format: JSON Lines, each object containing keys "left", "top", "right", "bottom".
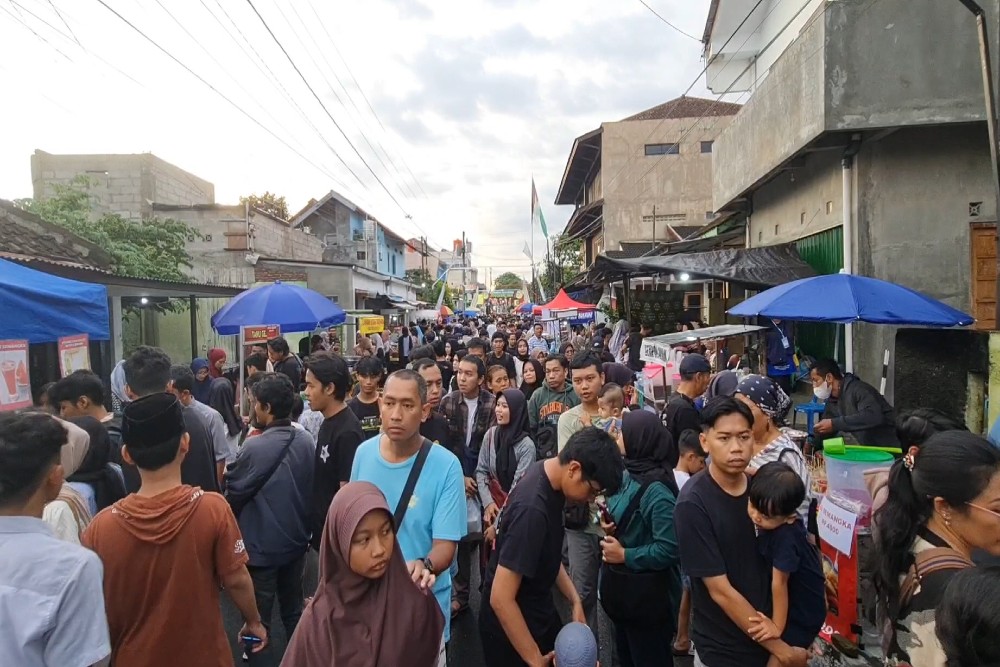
{"left": 534, "top": 422, "right": 559, "bottom": 461}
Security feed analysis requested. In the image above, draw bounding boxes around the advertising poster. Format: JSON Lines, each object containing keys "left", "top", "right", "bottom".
{"left": 58, "top": 334, "right": 91, "bottom": 377}
{"left": 359, "top": 316, "right": 385, "bottom": 336}
{"left": 0, "top": 339, "right": 31, "bottom": 411}
{"left": 818, "top": 532, "right": 859, "bottom": 644}
{"left": 242, "top": 325, "right": 281, "bottom": 345}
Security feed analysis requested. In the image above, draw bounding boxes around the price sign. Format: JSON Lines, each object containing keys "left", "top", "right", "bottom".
{"left": 242, "top": 325, "right": 281, "bottom": 345}
{"left": 359, "top": 316, "right": 385, "bottom": 336}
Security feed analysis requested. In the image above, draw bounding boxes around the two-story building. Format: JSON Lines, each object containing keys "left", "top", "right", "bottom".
{"left": 555, "top": 96, "right": 742, "bottom": 268}
{"left": 706, "top": 0, "right": 999, "bottom": 416}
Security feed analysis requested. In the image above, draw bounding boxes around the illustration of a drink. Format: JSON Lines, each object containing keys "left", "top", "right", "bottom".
{"left": 15, "top": 361, "right": 29, "bottom": 402}
{"left": 1, "top": 360, "right": 16, "bottom": 401}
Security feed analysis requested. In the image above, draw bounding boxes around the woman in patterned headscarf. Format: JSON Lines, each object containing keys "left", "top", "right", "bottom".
{"left": 735, "top": 374, "right": 811, "bottom": 523}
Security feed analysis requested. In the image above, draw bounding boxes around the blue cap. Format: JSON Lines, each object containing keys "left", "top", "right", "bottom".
{"left": 554, "top": 622, "right": 598, "bottom": 667}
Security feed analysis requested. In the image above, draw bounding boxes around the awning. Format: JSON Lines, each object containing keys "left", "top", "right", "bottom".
{"left": 640, "top": 325, "right": 764, "bottom": 365}
{"left": 589, "top": 243, "right": 816, "bottom": 288}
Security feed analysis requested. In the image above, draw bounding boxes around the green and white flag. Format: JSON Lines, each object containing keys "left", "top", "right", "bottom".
{"left": 531, "top": 178, "right": 548, "bottom": 238}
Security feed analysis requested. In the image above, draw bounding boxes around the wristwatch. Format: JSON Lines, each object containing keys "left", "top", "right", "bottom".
{"left": 421, "top": 556, "right": 435, "bottom": 575}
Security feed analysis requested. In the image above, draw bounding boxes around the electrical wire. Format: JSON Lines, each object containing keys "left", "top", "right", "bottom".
{"left": 45, "top": 0, "right": 80, "bottom": 46}
{"left": 2, "top": 0, "right": 71, "bottom": 60}
{"left": 243, "top": 0, "right": 410, "bottom": 218}
{"left": 91, "top": 0, "right": 351, "bottom": 192}
{"left": 637, "top": 0, "right": 701, "bottom": 42}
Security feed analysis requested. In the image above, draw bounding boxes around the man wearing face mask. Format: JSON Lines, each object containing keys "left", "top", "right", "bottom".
{"left": 810, "top": 358, "right": 899, "bottom": 448}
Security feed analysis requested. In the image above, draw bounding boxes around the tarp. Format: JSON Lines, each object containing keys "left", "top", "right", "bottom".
{"left": 0, "top": 258, "right": 110, "bottom": 343}
{"left": 590, "top": 243, "right": 817, "bottom": 288}
{"left": 211, "top": 281, "right": 346, "bottom": 335}
{"left": 541, "top": 289, "right": 597, "bottom": 311}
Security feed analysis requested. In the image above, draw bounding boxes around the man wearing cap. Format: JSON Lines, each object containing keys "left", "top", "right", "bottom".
{"left": 662, "top": 354, "right": 713, "bottom": 450}
{"left": 83, "top": 393, "right": 268, "bottom": 667}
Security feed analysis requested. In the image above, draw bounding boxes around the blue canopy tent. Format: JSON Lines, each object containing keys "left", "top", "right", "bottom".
{"left": 211, "top": 281, "right": 346, "bottom": 335}
{"left": 0, "top": 258, "right": 110, "bottom": 343}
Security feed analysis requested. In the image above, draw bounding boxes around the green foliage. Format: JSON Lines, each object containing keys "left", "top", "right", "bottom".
{"left": 15, "top": 175, "right": 202, "bottom": 312}
{"left": 405, "top": 268, "right": 455, "bottom": 309}
{"left": 528, "top": 234, "right": 584, "bottom": 303}
{"left": 240, "top": 191, "right": 289, "bottom": 221}
{"left": 493, "top": 271, "right": 523, "bottom": 290}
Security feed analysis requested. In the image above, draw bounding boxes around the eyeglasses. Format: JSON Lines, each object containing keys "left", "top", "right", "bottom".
{"left": 967, "top": 502, "right": 1000, "bottom": 520}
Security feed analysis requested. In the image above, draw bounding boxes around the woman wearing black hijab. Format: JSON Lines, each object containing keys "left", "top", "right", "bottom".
{"left": 475, "top": 388, "right": 536, "bottom": 529}
{"left": 67, "top": 416, "right": 127, "bottom": 512}
{"left": 598, "top": 410, "right": 682, "bottom": 667}
{"left": 518, "top": 358, "right": 545, "bottom": 402}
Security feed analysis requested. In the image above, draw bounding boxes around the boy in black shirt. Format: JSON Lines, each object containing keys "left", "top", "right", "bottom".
{"left": 303, "top": 352, "right": 364, "bottom": 551}
{"left": 747, "top": 462, "right": 826, "bottom": 663}
{"left": 674, "top": 398, "right": 808, "bottom": 667}
{"left": 479, "top": 428, "right": 624, "bottom": 667}
{"left": 347, "top": 356, "right": 383, "bottom": 438}
{"left": 412, "top": 358, "right": 452, "bottom": 450}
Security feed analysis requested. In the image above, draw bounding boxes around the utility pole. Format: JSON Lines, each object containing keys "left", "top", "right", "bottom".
{"left": 651, "top": 204, "right": 657, "bottom": 253}
{"left": 958, "top": 0, "right": 1000, "bottom": 322}
{"left": 461, "top": 231, "right": 467, "bottom": 311}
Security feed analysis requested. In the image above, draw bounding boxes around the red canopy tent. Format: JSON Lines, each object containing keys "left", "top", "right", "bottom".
{"left": 540, "top": 289, "right": 596, "bottom": 311}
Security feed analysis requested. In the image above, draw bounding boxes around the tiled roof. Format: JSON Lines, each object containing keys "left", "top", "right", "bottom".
{"left": 0, "top": 200, "right": 112, "bottom": 270}
{"left": 622, "top": 96, "right": 742, "bottom": 122}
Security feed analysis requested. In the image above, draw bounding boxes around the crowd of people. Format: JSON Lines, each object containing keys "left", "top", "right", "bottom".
{"left": 3, "top": 314, "right": 1000, "bottom": 667}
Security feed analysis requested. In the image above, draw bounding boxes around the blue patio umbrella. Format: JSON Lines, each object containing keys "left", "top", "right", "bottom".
{"left": 211, "top": 281, "right": 346, "bottom": 335}
{"left": 517, "top": 302, "right": 535, "bottom": 313}
{"left": 728, "top": 273, "right": 974, "bottom": 326}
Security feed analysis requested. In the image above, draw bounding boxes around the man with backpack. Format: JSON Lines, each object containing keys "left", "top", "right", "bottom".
{"left": 48, "top": 369, "right": 123, "bottom": 459}
{"left": 527, "top": 354, "right": 580, "bottom": 460}
{"left": 267, "top": 336, "right": 303, "bottom": 389}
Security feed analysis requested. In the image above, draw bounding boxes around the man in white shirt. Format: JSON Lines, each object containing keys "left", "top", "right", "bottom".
{"left": 0, "top": 412, "right": 110, "bottom": 667}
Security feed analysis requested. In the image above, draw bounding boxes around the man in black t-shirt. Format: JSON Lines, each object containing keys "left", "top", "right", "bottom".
{"left": 662, "top": 354, "right": 712, "bottom": 453}
{"left": 485, "top": 332, "right": 518, "bottom": 381}
{"left": 625, "top": 322, "right": 651, "bottom": 372}
{"left": 347, "top": 356, "right": 383, "bottom": 439}
{"left": 479, "top": 429, "right": 624, "bottom": 667}
{"left": 674, "top": 398, "right": 808, "bottom": 667}
{"left": 268, "top": 336, "right": 303, "bottom": 389}
{"left": 303, "top": 352, "right": 365, "bottom": 551}
{"left": 412, "top": 359, "right": 452, "bottom": 450}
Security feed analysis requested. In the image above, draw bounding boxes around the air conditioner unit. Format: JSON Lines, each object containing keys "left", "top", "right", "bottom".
{"left": 352, "top": 231, "right": 365, "bottom": 241}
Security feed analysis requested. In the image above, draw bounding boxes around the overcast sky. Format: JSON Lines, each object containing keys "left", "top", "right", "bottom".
{"left": 0, "top": 0, "right": 713, "bottom": 279}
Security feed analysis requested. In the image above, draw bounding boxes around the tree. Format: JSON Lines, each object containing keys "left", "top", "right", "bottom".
{"left": 493, "top": 271, "right": 523, "bottom": 291}
{"left": 528, "top": 234, "right": 584, "bottom": 302}
{"left": 240, "top": 191, "right": 289, "bottom": 221}
{"left": 405, "top": 268, "right": 456, "bottom": 309}
{"left": 16, "top": 176, "right": 200, "bottom": 283}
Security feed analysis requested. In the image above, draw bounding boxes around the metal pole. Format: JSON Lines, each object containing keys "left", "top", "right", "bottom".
{"left": 651, "top": 204, "right": 656, "bottom": 253}
{"left": 958, "top": 0, "right": 1000, "bottom": 321}
{"left": 189, "top": 295, "right": 198, "bottom": 361}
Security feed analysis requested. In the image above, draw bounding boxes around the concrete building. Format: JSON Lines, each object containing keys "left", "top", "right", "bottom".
{"left": 707, "top": 0, "right": 1000, "bottom": 406}
{"left": 555, "top": 96, "right": 742, "bottom": 267}
{"left": 31, "top": 149, "right": 214, "bottom": 220}
{"left": 404, "top": 237, "right": 479, "bottom": 292}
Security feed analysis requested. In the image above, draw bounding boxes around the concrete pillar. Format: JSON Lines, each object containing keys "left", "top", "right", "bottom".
{"left": 110, "top": 296, "right": 124, "bottom": 362}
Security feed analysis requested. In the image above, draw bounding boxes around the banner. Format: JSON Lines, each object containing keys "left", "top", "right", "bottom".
{"left": 242, "top": 325, "right": 280, "bottom": 345}
{"left": 0, "top": 339, "right": 31, "bottom": 411}
{"left": 58, "top": 334, "right": 91, "bottom": 377}
{"left": 359, "top": 315, "right": 385, "bottom": 336}
{"left": 818, "top": 532, "right": 859, "bottom": 644}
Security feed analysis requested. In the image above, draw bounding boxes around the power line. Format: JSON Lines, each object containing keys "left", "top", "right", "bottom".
{"left": 91, "top": 0, "right": 350, "bottom": 192}
{"left": 636, "top": 0, "right": 701, "bottom": 42}
{"left": 45, "top": 0, "right": 80, "bottom": 46}
{"left": 1, "top": 1, "right": 71, "bottom": 60}
{"left": 243, "top": 0, "right": 410, "bottom": 218}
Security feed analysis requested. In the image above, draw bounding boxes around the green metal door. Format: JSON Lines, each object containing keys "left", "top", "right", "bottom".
{"left": 795, "top": 227, "right": 844, "bottom": 362}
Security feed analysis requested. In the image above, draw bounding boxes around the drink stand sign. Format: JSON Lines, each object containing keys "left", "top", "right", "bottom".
{"left": 58, "top": 334, "right": 91, "bottom": 377}
{"left": 0, "top": 339, "right": 31, "bottom": 411}
{"left": 817, "top": 496, "right": 861, "bottom": 643}
{"left": 242, "top": 325, "right": 281, "bottom": 345}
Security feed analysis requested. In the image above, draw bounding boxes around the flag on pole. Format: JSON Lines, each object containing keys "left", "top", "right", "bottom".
{"left": 522, "top": 241, "right": 532, "bottom": 260}
{"left": 436, "top": 263, "right": 449, "bottom": 282}
{"left": 531, "top": 178, "right": 548, "bottom": 239}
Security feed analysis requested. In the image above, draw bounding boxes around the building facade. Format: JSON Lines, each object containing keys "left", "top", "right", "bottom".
{"left": 555, "top": 96, "right": 741, "bottom": 267}
{"left": 707, "top": 0, "right": 1000, "bottom": 404}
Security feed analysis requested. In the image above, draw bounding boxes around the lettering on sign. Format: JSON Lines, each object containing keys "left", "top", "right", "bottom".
{"left": 640, "top": 340, "right": 672, "bottom": 365}
{"left": 359, "top": 316, "right": 385, "bottom": 336}
{"left": 243, "top": 325, "right": 281, "bottom": 344}
{"left": 817, "top": 496, "right": 858, "bottom": 557}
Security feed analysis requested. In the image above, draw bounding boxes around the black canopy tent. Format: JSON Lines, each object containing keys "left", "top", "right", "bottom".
{"left": 588, "top": 243, "right": 817, "bottom": 288}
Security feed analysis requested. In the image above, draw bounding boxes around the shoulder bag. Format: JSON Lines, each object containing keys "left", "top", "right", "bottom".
{"left": 392, "top": 439, "right": 433, "bottom": 530}
{"left": 227, "top": 429, "right": 297, "bottom": 518}
{"left": 598, "top": 478, "right": 675, "bottom": 628}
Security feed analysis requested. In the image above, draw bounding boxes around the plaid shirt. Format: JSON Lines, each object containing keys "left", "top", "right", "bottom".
{"left": 438, "top": 388, "right": 497, "bottom": 474}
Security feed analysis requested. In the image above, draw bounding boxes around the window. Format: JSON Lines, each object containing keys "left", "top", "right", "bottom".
{"left": 701, "top": 141, "right": 714, "bottom": 153}
{"left": 356, "top": 251, "right": 367, "bottom": 261}
{"left": 641, "top": 213, "right": 686, "bottom": 224}
{"left": 644, "top": 143, "right": 679, "bottom": 156}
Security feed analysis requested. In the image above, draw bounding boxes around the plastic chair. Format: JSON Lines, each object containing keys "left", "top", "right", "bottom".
{"left": 794, "top": 397, "right": 826, "bottom": 436}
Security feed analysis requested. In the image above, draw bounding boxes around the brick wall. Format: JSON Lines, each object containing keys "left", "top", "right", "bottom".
{"left": 255, "top": 264, "right": 307, "bottom": 283}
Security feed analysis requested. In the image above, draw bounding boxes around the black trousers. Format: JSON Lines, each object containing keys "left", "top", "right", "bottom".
{"left": 614, "top": 621, "right": 673, "bottom": 667}
{"left": 248, "top": 555, "right": 306, "bottom": 639}
{"left": 479, "top": 607, "right": 560, "bottom": 667}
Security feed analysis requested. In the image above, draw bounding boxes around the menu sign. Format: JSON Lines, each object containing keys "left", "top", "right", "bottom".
{"left": 359, "top": 316, "right": 385, "bottom": 336}
{"left": 242, "top": 325, "right": 280, "bottom": 345}
{"left": 58, "top": 334, "right": 91, "bottom": 377}
{"left": 0, "top": 339, "right": 31, "bottom": 411}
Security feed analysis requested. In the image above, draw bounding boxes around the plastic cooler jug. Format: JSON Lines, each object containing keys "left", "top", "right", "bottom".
{"left": 824, "top": 449, "right": 894, "bottom": 509}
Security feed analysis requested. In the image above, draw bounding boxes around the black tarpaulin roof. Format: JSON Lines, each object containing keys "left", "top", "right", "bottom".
{"left": 589, "top": 243, "right": 817, "bottom": 288}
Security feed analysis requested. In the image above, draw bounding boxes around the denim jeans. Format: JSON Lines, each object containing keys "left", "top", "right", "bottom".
{"left": 565, "top": 528, "right": 601, "bottom": 640}
{"left": 248, "top": 555, "right": 306, "bottom": 640}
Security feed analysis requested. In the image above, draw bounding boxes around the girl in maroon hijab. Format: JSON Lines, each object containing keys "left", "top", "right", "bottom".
{"left": 282, "top": 482, "right": 444, "bottom": 667}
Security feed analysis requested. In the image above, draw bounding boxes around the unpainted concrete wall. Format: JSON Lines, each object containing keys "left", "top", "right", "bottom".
{"left": 748, "top": 148, "right": 843, "bottom": 247}
{"left": 602, "top": 115, "right": 733, "bottom": 251}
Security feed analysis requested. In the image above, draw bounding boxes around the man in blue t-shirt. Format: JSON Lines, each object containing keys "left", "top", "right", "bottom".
{"left": 351, "top": 369, "right": 466, "bottom": 664}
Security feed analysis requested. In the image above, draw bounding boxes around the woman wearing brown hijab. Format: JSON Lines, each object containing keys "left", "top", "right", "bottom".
{"left": 282, "top": 481, "right": 445, "bottom": 667}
